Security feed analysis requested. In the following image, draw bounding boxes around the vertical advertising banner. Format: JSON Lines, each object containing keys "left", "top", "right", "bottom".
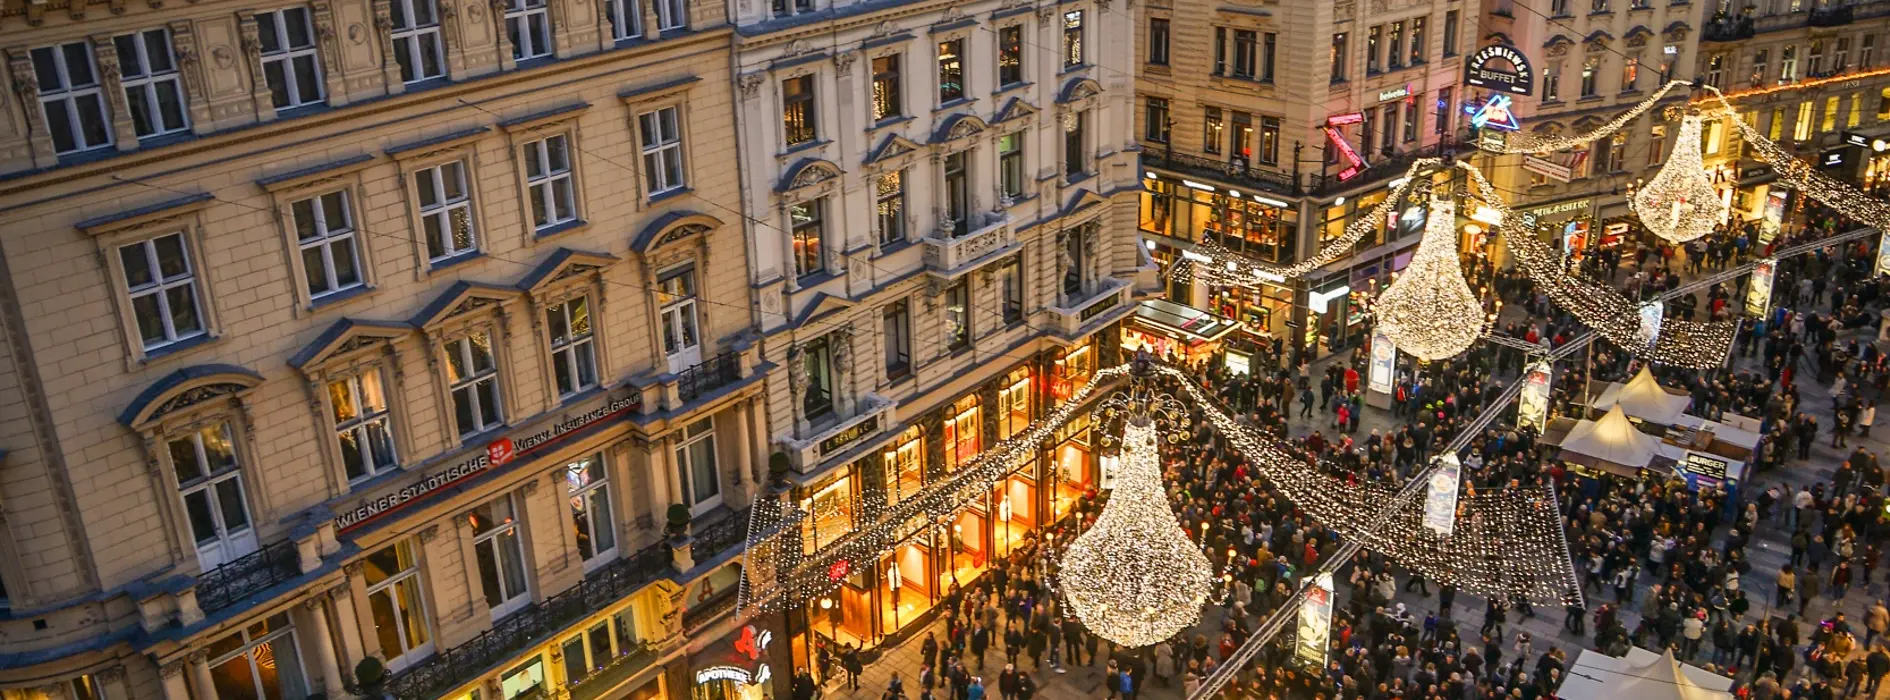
{"left": 1369, "top": 326, "right": 1397, "bottom": 395}
{"left": 1747, "top": 258, "right": 1777, "bottom": 317}
{"left": 1637, "top": 301, "right": 1664, "bottom": 350}
{"left": 1517, "top": 360, "right": 1553, "bottom": 432}
{"left": 1423, "top": 454, "right": 1463, "bottom": 537}
{"left": 1295, "top": 573, "right": 1336, "bottom": 668}
{"left": 1760, "top": 189, "right": 1788, "bottom": 245}
{"left": 1877, "top": 231, "right": 1890, "bottom": 279}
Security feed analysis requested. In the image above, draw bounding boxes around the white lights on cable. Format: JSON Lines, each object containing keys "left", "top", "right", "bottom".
{"left": 1373, "top": 197, "right": 1486, "bottom": 361}
{"left": 1631, "top": 112, "right": 1730, "bottom": 243}
{"left": 1059, "top": 416, "right": 1214, "bottom": 647}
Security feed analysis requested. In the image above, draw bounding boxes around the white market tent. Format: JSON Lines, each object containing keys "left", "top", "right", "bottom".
{"left": 1591, "top": 366, "right": 1692, "bottom": 426}
{"left": 1559, "top": 405, "right": 1664, "bottom": 469}
{"left": 1558, "top": 648, "right": 1734, "bottom": 700}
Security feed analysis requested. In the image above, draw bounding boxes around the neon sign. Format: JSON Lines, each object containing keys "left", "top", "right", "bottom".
{"left": 1325, "top": 112, "right": 1364, "bottom": 127}
{"left": 1323, "top": 126, "right": 1367, "bottom": 181}
{"left": 697, "top": 625, "right": 776, "bottom": 687}
{"left": 1470, "top": 94, "right": 1521, "bottom": 131}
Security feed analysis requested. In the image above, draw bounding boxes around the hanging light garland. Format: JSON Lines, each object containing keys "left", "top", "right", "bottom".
{"left": 1494, "top": 81, "right": 1691, "bottom": 154}
{"left": 1700, "top": 84, "right": 1890, "bottom": 232}
{"left": 1630, "top": 111, "right": 1731, "bottom": 244}
{"left": 1059, "top": 415, "right": 1214, "bottom": 647}
{"left": 1373, "top": 195, "right": 1488, "bottom": 361}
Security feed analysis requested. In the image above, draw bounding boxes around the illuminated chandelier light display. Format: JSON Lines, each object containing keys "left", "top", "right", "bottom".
{"left": 1058, "top": 393, "right": 1214, "bottom": 647}
{"left": 1630, "top": 112, "right": 1730, "bottom": 244}
{"left": 1372, "top": 195, "right": 1487, "bottom": 361}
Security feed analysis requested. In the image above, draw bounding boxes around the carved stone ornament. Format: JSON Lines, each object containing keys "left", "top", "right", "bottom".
{"left": 950, "top": 118, "right": 983, "bottom": 140}
{"left": 834, "top": 52, "right": 857, "bottom": 76}
{"left": 1586, "top": 40, "right": 1607, "bottom": 53}
{"left": 1062, "top": 111, "right": 1081, "bottom": 132}
{"left": 213, "top": 45, "right": 237, "bottom": 68}
{"left": 350, "top": 23, "right": 370, "bottom": 43}
{"left": 444, "top": 296, "right": 499, "bottom": 320}
{"left": 738, "top": 72, "right": 765, "bottom": 99}
{"left": 786, "top": 39, "right": 812, "bottom": 56}
{"left": 153, "top": 383, "right": 249, "bottom": 418}
{"left": 791, "top": 162, "right": 841, "bottom": 189}
{"left": 1546, "top": 43, "right": 1569, "bottom": 57}
{"left": 160, "top": 661, "right": 186, "bottom": 679}
{"left": 419, "top": 524, "right": 441, "bottom": 542}
{"left": 871, "top": 20, "right": 897, "bottom": 37}
{"left": 1627, "top": 34, "right": 1647, "bottom": 47}
{"left": 552, "top": 263, "right": 603, "bottom": 284}
{"left": 97, "top": 667, "right": 126, "bottom": 683}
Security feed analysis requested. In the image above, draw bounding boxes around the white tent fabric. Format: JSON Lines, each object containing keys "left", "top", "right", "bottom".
{"left": 1592, "top": 367, "right": 1691, "bottom": 425}
{"left": 1560, "top": 405, "right": 1663, "bottom": 469}
{"left": 1558, "top": 648, "right": 1733, "bottom": 700}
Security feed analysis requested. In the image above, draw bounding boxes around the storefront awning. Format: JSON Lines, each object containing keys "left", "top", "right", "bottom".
{"left": 1131, "top": 299, "right": 1240, "bottom": 344}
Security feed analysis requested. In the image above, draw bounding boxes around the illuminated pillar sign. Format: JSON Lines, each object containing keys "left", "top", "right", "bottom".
{"left": 1295, "top": 573, "right": 1335, "bottom": 668}
{"left": 1517, "top": 360, "right": 1552, "bottom": 432}
{"left": 1638, "top": 301, "right": 1664, "bottom": 350}
{"left": 1368, "top": 326, "right": 1396, "bottom": 395}
{"left": 1746, "top": 257, "right": 1777, "bottom": 318}
{"left": 1423, "top": 454, "right": 1462, "bottom": 537}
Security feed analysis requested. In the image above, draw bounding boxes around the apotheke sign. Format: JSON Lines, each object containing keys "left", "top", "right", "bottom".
{"left": 336, "top": 393, "right": 641, "bottom": 532}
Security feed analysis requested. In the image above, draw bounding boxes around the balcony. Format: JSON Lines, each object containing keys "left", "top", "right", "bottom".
{"left": 922, "top": 212, "right": 1019, "bottom": 278}
{"left": 1307, "top": 142, "right": 1456, "bottom": 196}
{"left": 782, "top": 392, "right": 896, "bottom": 473}
{"left": 194, "top": 539, "right": 304, "bottom": 615}
{"left": 1148, "top": 151, "right": 1299, "bottom": 197}
{"left": 677, "top": 352, "right": 742, "bottom": 404}
{"left": 1047, "top": 278, "right": 1134, "bottom": 339}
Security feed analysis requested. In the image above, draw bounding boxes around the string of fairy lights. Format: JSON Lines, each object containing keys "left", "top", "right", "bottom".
{"left": 1493, "top": 80, "right": 1691, "bottom": 155}
{"left": 1698, "top": 84, "right": 1890, "bottom": 233}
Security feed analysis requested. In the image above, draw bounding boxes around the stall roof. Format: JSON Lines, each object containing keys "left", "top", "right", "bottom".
{"left": 1591, "top": 367, "right": 1691, "bottom": 425}
{"left": 1557, "top": 405, "right": 1664, "bottom": 469}
{"left": 1559, "top": 648, "right": 1732, "bottom": 700}
{"left": 1131, "top": 299, "right": 1240, "bottom": 343}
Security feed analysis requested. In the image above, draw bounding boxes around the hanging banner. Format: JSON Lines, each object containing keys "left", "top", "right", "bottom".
{"left": 1759, "top": 189, "right": 1788, "bottom": 245}
{"left": 1517, "top": 360, "right": 1553, "bottom": 432}
{"left": 1877, "top": 230, "right": 1890, "bottom": 278}
{"left": 1295, "top": 573, "right": 1335, "bottom": 668}
{"left": 1637, "top": 301, "right": 1664, "bottom": 350}
{"left": 1423, "top": 454, "right": 1462, "bottom": 537}
{"left": 1369, "top": 326, "right": 1396, "bottom": 395}
{"left": 1747, "top": 257, "right": 1777, "bottom": 317}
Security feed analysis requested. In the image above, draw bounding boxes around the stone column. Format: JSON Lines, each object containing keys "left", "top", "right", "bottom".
{"left": 188, "top": 650, "right": 219, "bottom": 700}
{"left": 159, "top": 660, "right": 191, "bottom": 700}
{"left": 88, "top": 32, "right": 140, "bottom": 151}
{"left": 748, "top": 398, "right": 770, "bottom": 485}
{"left": 96, "top": 667, "right": 128, "bottom": 700}
{"left": 331, "top": 579, "right": 369, "bottom": 678}
{"left": 730, "top": 399, "right": 752, "bottom": 488}
{"left": 298, "top": 597, "right": 346, "bottom": 695}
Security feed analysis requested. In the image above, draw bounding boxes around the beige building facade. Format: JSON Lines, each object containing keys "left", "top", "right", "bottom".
{"left": 0, "top": 1, "right": 767, "bottom": 699}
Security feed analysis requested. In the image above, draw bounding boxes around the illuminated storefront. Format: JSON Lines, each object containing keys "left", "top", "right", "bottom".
{"left": 1122, "top": 299, "right": 1241, "bottom": 363}
{"left": 1140, "top": 178, "right": 1301, "bottom": 264}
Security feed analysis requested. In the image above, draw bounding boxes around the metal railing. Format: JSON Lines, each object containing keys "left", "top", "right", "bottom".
{"left": 694, "top": 507, "right": 752, "bottom": 560}
{"left": 1151, "top": 152, "right": 1299, "bottom": 197}
{"left": 677, "top": 353, "right": 742, "bottom": 404}
{"left": 195, "top": 540, "right": 303, "bottom": 614}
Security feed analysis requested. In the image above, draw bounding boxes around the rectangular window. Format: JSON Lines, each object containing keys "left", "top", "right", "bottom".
{"left": 1781, "top": 44, "right": 1798, "bottom": 83}
{"left": 1410, "top": 18, "right": 1426, "bottom": 64}
{"left": 1706, "top": 54, "right": 1723, "bottom": 87}
{"left": 1434, "top": 87, "right": 1453, "bottom": 134}
{"left": 1063, "top": 11, "right": 1085, "bottom": 67}
{"left": 1000, "top": 255, "right": 1024, "bottom": 324}
{"left": 1064, "top": 111, "right": 1087, "bottom": 176}
{"left": 470, "top": 495, "right": 530, "bottom": 616}
{"left": 1367, "top": 26, "right": 1382, "bottom": 72}
{"left": 1259, "top": 116, "right": 1281, "bottom": 165}
{"left": 802, "top": 336, "right": 834, "bottom": 419}
{"left": 1623, "top": 57, "right": 1639, "bottom": 91}
{"left": 32, "top": 41, "right": 112, "bottom": 154}
{"left": 116, "top": 29, "right": 191, "bottom": 139}
{"left": 1388, "top": 22, "right": 1404, "bottom": 69}
{"left": 390, "top": 0, "right": 445, "bottom": 82}
{"left": 999, "top": 133, "right": 1025, "bottom": 200}
{"left": 657, "top": 267, "right": 700, "bottom": 367}
{"left": 944, "top": 279, "right": 970, "bottom": 351}
{"left": 1581, "top": 57, "right": 1598, "bottom": 97}
{"left": 1214, "top": 27, "right": 1228, "bottom": 75}
{"left": 770, "top": 0, "right": 812, "bottom": 17}
{"left": 998, "top": 369, "right": 1031, "bottom": 439}
{"left": 1592, "top": 0, "right": 1608, "bottom": 11}
{"left": 654, "top": 0, "right": 685, "bottom": 30}
{"left": 942, "top": 397, "right": 980, "bottom": 471}
{"left": 1233, "top": 30, "right": 1257, "bottom": 78}
{"left": 638, "top": 107, "right": 686, "bottom": 196}
{"left": 1263, "top": 33, "right": 1277, "bottom": 82}
{"left": 169, "top": 423, "right": 255, "bottom": 569}
{"left": 414, "top": 160, "right": 477, "bottom": 262}
{"left": 1770, "top": 106, "right": 1786, "bottom": 139}
{"left": 1837, "top": 37, "right": 1850, "bottom": 71}
{"left": 1607, "top": 131, "right": 1627, "bottom": 171}
{"left": 1232, "top": 111, "right": 1253, "bottom": 162}
{"left": 1544, "top": 64, "right": 1561, "bottom": 101}
{"left": 1063, "top": 222, "right": 1090, "bottom": 297}
{"left": 883, "top": 427, "right": 923, "bottom": 503}
{"left": 791, "top": 198, "right": 825, "bottom": 279}
{"left": 1145, "top": 97, "right": 1169, "bottom": 142}
{"left": 1752, "top": 50, "right": 1768, "bottom": 86}
{"left": 1821, "top": 95, "right": 1839, "bottom": 132}
{"left": 1331, "top": 33, "right": 1349, "bottom": 81}
{"left": 364, "top": 539, "right": 432, "bottom": 669}
{"left": 330, "top": 370, "right": 397, "bottom": 482}
{"left": 1648, "top": 123, "right": 1666, "bottom": 166}
{"left": 1204, "top": 107, "right": 1224, "bottom": 154}
{"left": 1794, "top": 101, "right": 1813, "bottom": 140}
{"left": 944, "top": 151, "right": 969, "bottom": 235}
{"left": 1380, "top": 104, "right": 1397, "bottom": 153}
{"left": 503, "top": 0, "right": 552, "bottom": 60}
{"left": 291, "top": 191, "right": 364, "bottom": 300}
{"left": 257, "top": 9, "right": 326, "bottom": 109}
{"left": 1850, "top": 91, "right": 1863, "bottom": 128}
{"left": 1864, "top": 35, "right": 1876, "bottom": 67}
{"left": 1403, "top": 98, "right": 1419, "bottom": 142}
{"left": 445, "top": 332, "right": 503, "bottom": 437}
{"left": 119, "top": 233, "right": 205, "bottom": 351}
{"left": 872, "top": 55, "right": 903, "bottom": 121}
{"left": 605, "top": 0, "right": 642, "bottom": 39}
{"left": 564, "top": 454, "right": 616, "bottom": 564}
{"left": 523, "top": 134, "right": 578, "bottom": 230}
{"left": 1443, "top": 11, "right": 1459, "bottom": 55}
{"left": 883, "top": 301, "right": 911, "bottom": 377}
{"left": 207, "top": 614, "right": 307, "bottom": 699}
{"left": 545, "top": 296, "right": 597, "bottom": 399}
{"left": 1810, "top": 40, "right": 1825, "bottom": 76}
{"left": 938, "top": 39, "right": 965, "bottom": 104}
{"left": 1552, "top": 0, "right": 1569, "bottom": 13}
{"left": 876, "top": 170, "right": 905, "bottom": 245}
{"left": 998, "top": 26, "right": 1024, "bottom": 86}
{"left": 1149, "top": 18, "right": 1170, "bottom": 65}
{"left": 782, "top": 74, "right": 818, "bottom": 147}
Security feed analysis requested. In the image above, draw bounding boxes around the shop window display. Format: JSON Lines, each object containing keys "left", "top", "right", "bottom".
{"left": 800, "top": 474, "right": 855, "bottom": 556}
{"left": 882, "top": 426, "right": 924, "bottom": 505}
{"left": 942, "top": 396, "right": 981, "bottom": 472}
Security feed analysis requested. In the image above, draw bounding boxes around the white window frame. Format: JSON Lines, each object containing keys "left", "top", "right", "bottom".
{"left": 638, "top": 107, "right": 687, "bottom": 196}
{"left": 523, "top": 134, "right": 579, "bottom": 231}
{"left": 674, "top": 418, "right": 721, "bottom": 516}
{"left": 565, "top": 453, "right": 619, "bottom": 570}
{"left": 414, "top": 160, "right": 479, "bottom": 262}
{"left": 655, "top": 0, "right": 686, "bottom": 31}
{"left": 657, "top": 268, "right": 702, "bottom": 373}
{"left": 545, "top": 295, "right": 598, "bottom": 399}
{"left": 115, "top": 29, "right": 191, "bottom": 139}
{"left": 390, "top": 0, "right": 447, "bottom": 83}
{"left": 31, "top": 40, "right": 114, "bottom": 154}
{"left": 290, "top": 190, "right": 366, "bottom": 300}
{"left": 168, "top": 423, "right": 259, "bottom": 570}
{"left": 470, "top": 494, "right": 532, "bottom": 618}
{"left": 363, "top": 539, "right": 434, "bottom": 671}
{"left": 330, "top": 369, "right": 398, "bottom": 482}
{"left": 207, "top": 614, "right": 309, "bottom": 699}
{"left": 445, "top": 332, "right": 505, "bottom": 437}
{"left": 119, "top": 233, "right": 207, "bottom": 352}
{"left": 605, "top": 0, "right": 644, "bottom": 40}
{"left": 257, "top": 8, "right": 327, "bottom": 110}
{"left": 504, "top": 0, "right": 554, "bottom": 60}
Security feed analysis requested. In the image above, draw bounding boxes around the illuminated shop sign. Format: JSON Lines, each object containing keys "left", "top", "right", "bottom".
{"left": 1464, "top": 44, "right": 1536, "bottom": 95}
{"left": 1470, "top": 94, "right": 1521, "bottom": 131}
{"left": 1324, "top": 127, "right": 1368, "bottom": 181}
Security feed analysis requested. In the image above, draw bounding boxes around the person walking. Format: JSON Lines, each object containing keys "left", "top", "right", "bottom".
{"left": 842, "top": 644, "right": 865, "bottom": 691}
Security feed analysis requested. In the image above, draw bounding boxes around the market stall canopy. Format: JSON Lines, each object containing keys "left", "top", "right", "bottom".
{"left": 1559, "top": 648, "right": 1733, "bottom": 700}
{"left": 1130, "top": 299, "right": 1240, "bottom": 343}
{"left": 1591, "top": 367, "right": 1691, "bottom": 425}
{"left": 1559, "top": 405, "right": 1663, "bottom": 469}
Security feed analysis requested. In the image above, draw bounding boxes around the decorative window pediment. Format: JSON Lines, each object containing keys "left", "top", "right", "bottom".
{"left": 120, "top": 364, "right": 264, "bottom": 429}
{"left": 1485, "top": 32, "right": 1515, "bottom": 46}
{"left": 793, "top": 292, "right": 857, "bottom": 327}
{"left": 412, "top": 281, "right": 521, "bottom": 330}
{"left": 1584, "top": 30, "right": 1614, "bottom": 47}
{"left": 517, "top": 248, "right": 620, "bottom": 293}
{"left": 931, "top": 113, "right": 988, "bottom": 145}
{"left": 1543, "top": 34, "right": 1574, "bottom": 49}
{"left": 776, "top": 158, "right": 844, "bottom": 194}
{"left": 1662, "top": 22, "right": 1690, "bottom": 41}
{"left": 1056, "top": 77, "right": 1102, "bottom": 105}
{"left": 631, "top": 210, "right": 724, "bottom": 255}
{"left": 1059, "top": 189, "right": 1108, "bottom": 219}
{"left": 864, "top": 134, "right": 923, "bottom": 166}
{"left": 290, "top": 319, "right": 413, "bottom": 373}
{"left": 1625, "top": 25, "right": 1655, "bottom": 45}
{"left": 1572, "top": 116, "right": 1606, "bottom": 132}
{"left": 990, "top": 97, "right": 1039, "bottom": 125}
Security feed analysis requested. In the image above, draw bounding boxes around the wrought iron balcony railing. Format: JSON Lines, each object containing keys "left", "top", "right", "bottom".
{"left": 676, "top": 352, "right": 742, "bottom": 404}
{"left": 195, "top": 539, "right": 303, "bottom": 614}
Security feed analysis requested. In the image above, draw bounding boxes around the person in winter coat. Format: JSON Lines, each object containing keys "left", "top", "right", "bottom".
{"left": 1154, "top": 641, "right": 1177, "bottom": 686}
{"left": 996, "top": 666, "right": 1020, "bottom": 700}
{"left": 1868, "top": 646, "right": 1890, "bottom": 697}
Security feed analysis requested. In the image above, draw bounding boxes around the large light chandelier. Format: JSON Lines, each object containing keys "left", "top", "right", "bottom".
{"left": 1059, "top": 373, "right": 1213, "bottom": 647}
{"left": 1631, "top": 112, "right": 1729, "bottom": 244}
{"left": 1373, "top": 196, "right": 1485, "bottom": 361}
